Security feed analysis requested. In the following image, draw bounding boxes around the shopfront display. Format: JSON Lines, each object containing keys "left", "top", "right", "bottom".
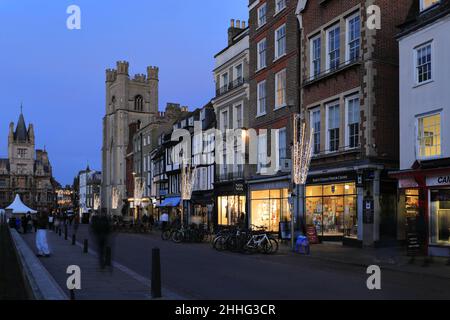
{"left": 217, "top": 195, "right": 246, "bottom": 226}
{"left": 306, "top": 183, "right": 357, "bottom": 239}
{"left": 405, "top": 189, "right": 420, "bottom": 218}
{"left": 430, "top": 189, "right": 450, "bottom": 246}
{"left": 250, "top": 189, "right": 289, "bottom": 232}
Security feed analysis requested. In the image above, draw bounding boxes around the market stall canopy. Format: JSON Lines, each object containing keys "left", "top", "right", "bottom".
{"left": 155, "top": 197, "right": 181, "bottom": 207}
{"left": 6, "top": 194, "right": 37, "bottom": 214}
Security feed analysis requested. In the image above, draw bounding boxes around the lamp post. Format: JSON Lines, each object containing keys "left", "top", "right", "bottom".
{"left": 291, "top": 113, "right": 313, "bottom": 251}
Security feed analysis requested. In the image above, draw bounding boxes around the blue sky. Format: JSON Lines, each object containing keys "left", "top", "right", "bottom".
{"left": 0, "top": 0, "right": 248, "bottom": 186}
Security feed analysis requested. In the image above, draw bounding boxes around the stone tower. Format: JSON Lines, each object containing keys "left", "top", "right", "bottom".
{"left": 8, "top": 112, "right": 35, "bottom": 175}
{"left": 101, "top": 61, "right": 159, "bottom": 215}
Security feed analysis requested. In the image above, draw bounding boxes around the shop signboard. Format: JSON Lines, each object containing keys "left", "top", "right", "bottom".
{"left": 307, "top": 172, "right": 356, "bottom": 185}
{"left": 398, "top": 178, "right": 419, "bottom": 189}
{"left": 306, "top": 225, "right": 320, "bottom": 244}
{"left": 234, "top": 183, "right": 245, "bottom": 193}
{"left": 427, "top": 174, "right": 450, "bottom": 187}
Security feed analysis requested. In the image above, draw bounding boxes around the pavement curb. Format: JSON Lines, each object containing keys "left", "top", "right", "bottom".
{"left": 10, "top": 229, "right": 68, "bottom": 300}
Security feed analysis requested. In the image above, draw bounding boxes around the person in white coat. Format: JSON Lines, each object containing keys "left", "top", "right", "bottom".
{"left": 35, "top": 212, "right": 51, "bottom": 257}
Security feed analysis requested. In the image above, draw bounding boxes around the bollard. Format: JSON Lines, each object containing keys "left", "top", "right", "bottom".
{"left": 151, "top": 248, "right": 162, "bottom": 298}
{"left": 64, "top": 225, "right": 68, "bottom": 240}
{"left": 83, "top": 239, "right": 88, "bottom": 253}
{"left": 105, "top": 246, "right": 112, "bottom": 266}
{"left": 58, "top": 228, "right": 62, "bottom": 237}
{"left": 72, "top": 234, "right": 76, "bottom": 246}
{"left": 70, "top": 289, "right": 76, "bottom": 300}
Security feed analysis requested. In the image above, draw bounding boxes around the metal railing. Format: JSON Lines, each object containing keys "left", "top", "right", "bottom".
{"left": 215, "top": 77, "right": 246, "bottom": 97}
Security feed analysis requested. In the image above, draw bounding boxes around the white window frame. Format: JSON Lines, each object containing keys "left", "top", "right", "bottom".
{"left": 233, "top": 102, "right": 244, "bottom": 129}
{"left": 257, "top": 80, "right": 267, "bottom": 117}
{"left": 276, "top": 127, "right": 287, "bottom": 170}
{"left": 420, "top": 0, "right": 440, "bottom": 12}
{"left": 416, "top": 111, "right": 442, "bottom": 160}
{"left": 415, "top": 41, "right": 433, "bottom": 86}
{"left": 258, "top": 3, "right": 267, "bottom": 28}
{"left": 257, "top": 38, "right": 267, "bottom": 71}
{"left": 234, "top": 63, "right": 243, "bottom": 81}
{"left": 275, "top": 24, "right": 287, "bottom": 60}
{"left": 326, "top": 24, "right": 340, "bottom": 72}
{"left": 221, "top": 108, "right": 230, "bottom": 132}
{"left": 345, "top": 13, "right": 361, "bottom": 63}
{"left": 275, "top": 0, "right": 287, "bottom": 15}
{"left": 310, "top": 107, "right": 321, "bottom": 155}
{"left": 257, "top": 133, "right": 268, "bottom": 174}
{"left": 310, "top": 35, "right": 321, "bottom": 78}
{"left": 344, "top": 94, "right": 360, "bottom": 150}
{"left": 275, "top": 69, "right": 287, "bottom": 109}
{"left": 325, "top": 101, "right": 340, "bottom": 153}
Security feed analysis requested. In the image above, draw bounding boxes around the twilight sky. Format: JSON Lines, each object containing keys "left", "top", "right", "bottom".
{"left": 0, "top": 0, "right": 248, "bottom": 186}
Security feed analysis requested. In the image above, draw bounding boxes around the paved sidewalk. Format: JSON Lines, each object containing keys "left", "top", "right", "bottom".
{"left": 21, "top": 229, "right": 178, "bottom": 300}
{"left": 281, "top": 241, "right": 450, "bottom": 280}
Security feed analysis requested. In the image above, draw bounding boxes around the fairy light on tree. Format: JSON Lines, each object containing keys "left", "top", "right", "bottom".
{"left": 180, "top": 153, "right": 197, "bottom": 226}
{"left": 112, "top": 187, "right": 120, "bottom": 210}
{"left": 134, "top": 175, "right": 145, "bottom": 220}
{"left": 291, "top": 113, "right": 314, "bottom": 250}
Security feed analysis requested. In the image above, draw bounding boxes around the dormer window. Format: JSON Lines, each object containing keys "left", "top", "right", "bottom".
{"left": 420, "top": 0, "right": 440, "bottom": 12}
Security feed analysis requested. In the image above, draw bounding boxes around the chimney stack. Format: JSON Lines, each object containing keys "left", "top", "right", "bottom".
{"left": 228, "top": 18, "right": 245, "bottom": 46}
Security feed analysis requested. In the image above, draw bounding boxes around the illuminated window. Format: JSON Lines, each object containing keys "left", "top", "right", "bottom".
{"left": 418, "top": 113, "right": 441, "bottom": 158}
{"left": 275, "top": 69, "right": 286, "bottom": 108}
{"left": 420, "top": 0, "right": 440, "bottom": 12}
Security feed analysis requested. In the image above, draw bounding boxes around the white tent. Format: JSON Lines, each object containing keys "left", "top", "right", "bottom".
{"left": 6, "top": 194, "right": 37, "bottom": 215}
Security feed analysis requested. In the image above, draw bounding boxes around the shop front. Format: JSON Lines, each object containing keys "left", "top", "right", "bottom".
{"left": 215, "top": 182, "right": 247, "bottom": 229}
{"left": 305, "top": 173, "right": 359, "bottom": 243}
{"left": 190, "top": 191, "right": 214, "bottom": 229}
{"left": 247, "top": 177, "right": 290, "bottom": 234}
{"left": 393, "top": 167, "right": 450, "bottom": 257}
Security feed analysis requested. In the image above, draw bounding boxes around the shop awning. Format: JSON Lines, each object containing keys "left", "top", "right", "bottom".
{"left": 156, "top": 197, "right": 181, "bottom": 207}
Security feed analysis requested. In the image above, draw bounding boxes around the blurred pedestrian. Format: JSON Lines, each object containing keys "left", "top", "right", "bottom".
{"left": 160, "top": 212, "right": 169, "bottom": 231}
{"left": 36, "top": 211, "right": 50, "bottom": 257}
{"left": 73, "top": 213, "right": 80, "bottom": 235}
{"left": 21, "top": 215, "right": 27, "bottom": 234}
{"left": 90, "top": 212, "right": 111, "bottom": 269}
{"left": 149, "top": 214, "right": 155, "bottom": 231}
{"left": 48, "top": 213, "right": 54, "bottom": 231}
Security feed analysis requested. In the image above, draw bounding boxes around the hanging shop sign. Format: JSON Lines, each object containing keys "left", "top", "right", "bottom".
{"left": 234, "top": 183, "right": 245, "bottom": 193}
{"left": 363, "top": 197, "right": 374, "bottom": 224}
{"left": 427, "top": 174, "right": 450, "bottom": 187}
{"left": 398, "top": 178, "right": 419, "bottom": 189}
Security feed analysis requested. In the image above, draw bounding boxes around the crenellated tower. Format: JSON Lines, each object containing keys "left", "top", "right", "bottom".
{"left": 101, "top": 61, "right": 160, "bottom": 214}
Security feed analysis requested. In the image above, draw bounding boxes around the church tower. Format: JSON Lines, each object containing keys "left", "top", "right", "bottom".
{"left": 8, "top": 112, "right": 35, "bottom": 175}
{"left": 101, "top": 61, "right": 159, "bottom": 214}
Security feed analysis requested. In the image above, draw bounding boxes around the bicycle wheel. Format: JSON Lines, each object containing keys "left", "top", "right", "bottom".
{"left": 161, "top": 230, "right": 171, "bottom": 241}
{"left": 213, "top": 236, "right": 227, "bottom": 251}
{"left": 268, "top": 237, "right": 279, "bottom": 254}
{"left": 172, "top": 231, "right": 183, "bottom": 243}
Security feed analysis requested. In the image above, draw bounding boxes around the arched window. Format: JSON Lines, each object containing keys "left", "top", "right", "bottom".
{"left": 135, "top": 95, "right": 144, "bottom": 111}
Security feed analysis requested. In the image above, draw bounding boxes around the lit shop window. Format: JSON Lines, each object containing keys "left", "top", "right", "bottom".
{"left": 430, "top": 189, "right": 450, "bottom": 245}
{"left": 250, "top": 189, "right": 289, "bottom": 232}
{"left": 218, "top": 195, "right": 246, "bottom": 226}
{"left": 306, "top": 183, "right": 357, "bottom": 238}
{"left": 417, "top": 113, "right": 441, "bottom": 158}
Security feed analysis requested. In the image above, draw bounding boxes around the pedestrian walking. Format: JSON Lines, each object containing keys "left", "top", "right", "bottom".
{"left": 15, "top": 217, "right": 21, "bottom": 233}
{"left": 90, "top": 212, "right": 111, "bottom": 269}
{"left": 35, "top": 212, "right": 51, "bottom": 257}
{"left": 48, "top": 213, "right": 54, "bottom": 231}
{"left": 160, "top": 212, "right": 169, "bottom": 232}
{"left": 21, "top": 215, "right": 28, "bottom": 234}
{"left": 73, "top": 213, "right": 80, "bottom": 235}
{"left": 149, "top": 214, "right": 155, "bottom": 231}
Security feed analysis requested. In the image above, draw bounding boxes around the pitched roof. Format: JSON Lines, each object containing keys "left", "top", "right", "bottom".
{"left": 398, "top": 0, "right": 450, "bottom": 37}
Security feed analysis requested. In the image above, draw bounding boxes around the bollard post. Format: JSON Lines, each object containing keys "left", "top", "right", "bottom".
{"left": 72, "top": 234, "right": 76, "bottom": 246}
{"left": 64, "top": 224, "right": 68, "bottom": 240}
{"left": 83, "top": 239, "right": 88, "bottom": 254}
{"left": 151, "top": 248, "right": 162, "bottom": 298}
{"left": 105, "top": 246, "right": 112, "bottom": 266}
